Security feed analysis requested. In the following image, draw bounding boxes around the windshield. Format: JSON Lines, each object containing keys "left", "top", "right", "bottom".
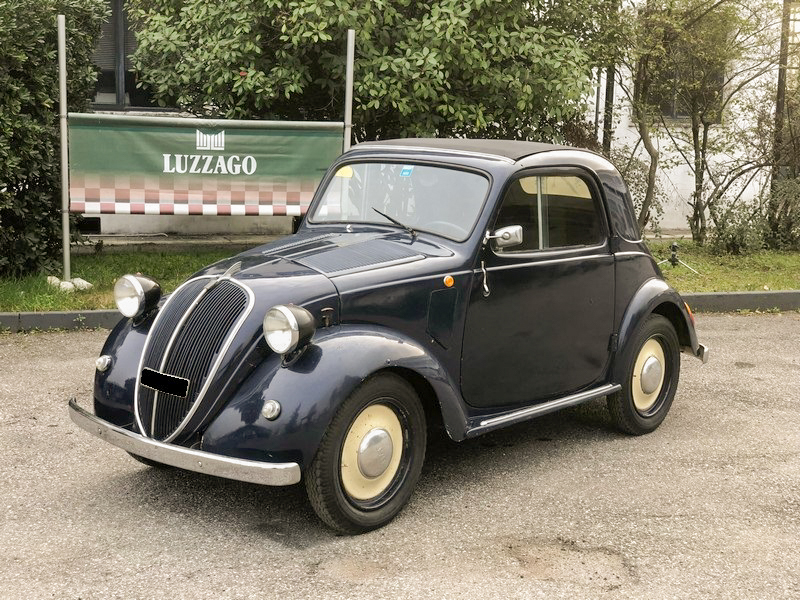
{"left": 309, "top": 162, "right": 490, "bottom": 241}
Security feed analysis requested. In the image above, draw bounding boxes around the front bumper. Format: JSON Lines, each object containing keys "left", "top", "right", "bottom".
{"left": 68, "top": 398, "right": 301, "bottom": 486}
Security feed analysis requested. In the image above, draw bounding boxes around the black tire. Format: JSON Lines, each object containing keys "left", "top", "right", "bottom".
{"left": 305, "top": 373, "right": 426, "bottom": 534}
{"left": 607, "top": 314, "right": 680, "bottom": 435}
{"left": 127, "top": 452, "right": 171, "bottom": 469}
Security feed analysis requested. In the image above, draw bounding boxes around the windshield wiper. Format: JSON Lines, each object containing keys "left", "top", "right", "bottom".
{"left": 371, "top": 207, "right": 417, "bottom": 240}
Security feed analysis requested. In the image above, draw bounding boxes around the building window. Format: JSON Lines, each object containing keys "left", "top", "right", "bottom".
{"left": 657, "top": 67, "right": 725, "bottom": 122}
{"left": 92, "top": 0, "right": 157, "bottom": 108}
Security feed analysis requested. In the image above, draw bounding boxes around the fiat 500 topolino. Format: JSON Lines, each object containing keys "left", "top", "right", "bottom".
{"left": 69, "top": 138, "right": 709, "bottom": 534}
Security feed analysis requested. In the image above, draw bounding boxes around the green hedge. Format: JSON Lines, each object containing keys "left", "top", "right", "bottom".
{"left": 0, "top": 0, "right": 107, "bottom": 278}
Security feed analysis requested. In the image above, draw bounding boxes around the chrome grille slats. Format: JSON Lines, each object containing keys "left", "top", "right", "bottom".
{"left": 136, "top": 278, "right": 208, "bottom": 435}
{"left": 135, "top": 277, "right": 252, "bottom": 442}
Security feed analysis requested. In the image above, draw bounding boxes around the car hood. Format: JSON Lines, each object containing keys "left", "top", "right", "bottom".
{"left": 200, "top": 228, "right": 455, "bottom": 282}
{"left": 186, "top": 228, "right": 459, "bottom": 332}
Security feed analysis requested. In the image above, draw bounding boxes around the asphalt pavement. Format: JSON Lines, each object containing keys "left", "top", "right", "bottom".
{"left": 0, "top": 313, "right": 798, "bottom": 599}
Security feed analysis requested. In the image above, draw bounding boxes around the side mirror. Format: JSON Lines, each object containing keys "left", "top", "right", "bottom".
{"left": 484, "top": 225, "right": 523, "bottom": 249}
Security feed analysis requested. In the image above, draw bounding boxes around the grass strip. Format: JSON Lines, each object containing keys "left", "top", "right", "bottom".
{"left": 647, "top": 240, "right": 800, "bottom": 293}
{"left": 0, "top": 241, "right": 798, "bottom": 312}
{"left": 0, "top": 248, "right": 239, "bottom": 312}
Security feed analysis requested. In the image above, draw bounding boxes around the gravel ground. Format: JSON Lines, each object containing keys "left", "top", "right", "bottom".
{"left": 0, "top": 313, "right": 798, "bottom": 599}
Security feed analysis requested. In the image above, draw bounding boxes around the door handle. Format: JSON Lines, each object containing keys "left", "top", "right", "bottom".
{"left": 481, "top": 260, "right": 490, "bottom": 297}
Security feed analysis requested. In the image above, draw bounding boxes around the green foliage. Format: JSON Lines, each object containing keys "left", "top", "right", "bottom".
{"left": 765, "top": 178, "right": 800, "bottom": 250}
{"left": 127, "top": 0, "right": 601, "bottom": 141}
{"left": 709, "top": 199, "right": 768, "bottom": 256}
{"left": 0, "top": 0, "right": 107, "bottom": 277}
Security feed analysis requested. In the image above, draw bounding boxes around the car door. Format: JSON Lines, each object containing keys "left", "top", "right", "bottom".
{"left": 461, "top": 169, "right": 615, "bottom": 409}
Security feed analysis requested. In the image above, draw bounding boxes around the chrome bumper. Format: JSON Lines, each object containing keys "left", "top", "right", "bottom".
{"left": 696, "top": 343, "right": 710, "bottom": 364}
{"left": 68, "top": 398, "right": 301, "bottom": 486}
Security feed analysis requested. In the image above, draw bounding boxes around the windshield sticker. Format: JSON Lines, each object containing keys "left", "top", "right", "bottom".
{"left": 400, "top": 166, "right": 414, "bottom": 177}
{"left": 334, "top": 165, "right": 354, "bottom": 178}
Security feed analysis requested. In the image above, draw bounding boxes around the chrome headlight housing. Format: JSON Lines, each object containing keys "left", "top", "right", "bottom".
{"left": 114, "top": 274, "right": 161, "bottom": 318}
{"left": 263, "top": 304, "right": 315, "bottom": 355}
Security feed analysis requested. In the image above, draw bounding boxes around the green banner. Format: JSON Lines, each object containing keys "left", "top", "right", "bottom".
{"left": 68, "top": 113, "right": 343, "bottom": 216}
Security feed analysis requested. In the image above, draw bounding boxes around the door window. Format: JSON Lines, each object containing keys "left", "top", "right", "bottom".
{"left": 494, "top": 175, "right": 602, "bottom": 252}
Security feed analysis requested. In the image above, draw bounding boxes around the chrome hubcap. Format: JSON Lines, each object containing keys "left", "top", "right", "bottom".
{"left": 632, "top": 338, "right": 666, "bottom": 413}
{"left": 341, "top": 404, "right": 403, "bottom": 501}
{"left": 640, "top": 356, "right": 663, "bottom": 395}
{"left": 357, "top": 428, "right": 394, "bottom": 478}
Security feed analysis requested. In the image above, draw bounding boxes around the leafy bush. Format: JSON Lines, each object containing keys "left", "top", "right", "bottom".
{"left": 0, "top": 0, "right": 106, "bottom": 278}
{"left": 766, "top": 178, "right": 800, "bottom": 250}
{"left": 709, "top": 200, "right": 768, "bottom": 255}
{"left": 128, "top": 0, "right": 597, "bottom": 141}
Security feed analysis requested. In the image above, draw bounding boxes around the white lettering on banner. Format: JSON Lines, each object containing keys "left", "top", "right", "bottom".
{"left": 162, "top": 153, "right": 258, "bottom": 176}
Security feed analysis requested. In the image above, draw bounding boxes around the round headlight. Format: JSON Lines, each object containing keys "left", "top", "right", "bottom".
{"left": 263, "top": 304, "right": 315, "bottom": 355}
{"left": 114, "top": 274, "right": 161, "bottom": 319}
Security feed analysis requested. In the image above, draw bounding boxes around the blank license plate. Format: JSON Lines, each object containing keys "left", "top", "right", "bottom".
{"left": 141, "top": 368, "right": 189, "bottom": 398}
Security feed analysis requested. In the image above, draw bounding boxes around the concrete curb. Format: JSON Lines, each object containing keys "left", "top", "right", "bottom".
{"left": 0, "top": 310, "right": 121, "bottom": 333}
{"left": 682, "top": 291, "right": 800, "bottom": 313}
{"left": 2, "top": 291, "right": 798, "bottom": 333}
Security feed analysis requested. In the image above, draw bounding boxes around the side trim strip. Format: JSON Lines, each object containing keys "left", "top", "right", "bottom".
{"left": 69, "top": 398, "right": 301, "bottom": 486}
{"left": 467, "top": 383, "right": 621, "bottom": 438}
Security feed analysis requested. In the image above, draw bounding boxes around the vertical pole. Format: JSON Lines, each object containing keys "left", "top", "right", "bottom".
{"left": 602, "top": 64, "right": 615, "bottom": 154}
{"left": 343, "top": 29, "right": 355, "bottom": 152}
{"left": 114, "top": 0, "right": 126, "bottom": 106}
{"left": 594, "top": 68, "right": 602, "bottom": 138}
{"left": 58, "top": 15, "right": 71, "bottom": 282}
{"left": 773, "top": 0, "right": 791, "bottom": 189}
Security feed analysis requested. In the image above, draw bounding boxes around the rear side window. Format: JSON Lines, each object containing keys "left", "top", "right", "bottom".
{"left": 494, "top": 175, "right": 603, "bottom": 252}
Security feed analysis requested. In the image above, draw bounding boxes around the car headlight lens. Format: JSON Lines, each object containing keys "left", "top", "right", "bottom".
{"left": 114, "top": 274, "right": 161, "bottom": 318}
{"left": 263, "top": 304, "right": 315, "bottom": 355}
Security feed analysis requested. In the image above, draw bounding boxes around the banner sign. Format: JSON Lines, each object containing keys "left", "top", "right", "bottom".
{"left": 68, "top": 113, "right": 344, "bottom": 216}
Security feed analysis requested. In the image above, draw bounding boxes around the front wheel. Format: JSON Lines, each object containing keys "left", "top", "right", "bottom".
{"left": 607, "top": 314, "right": 680, "bottom": 435}
{"left": 305, "top": 373, "right": 426, "bottom": 534}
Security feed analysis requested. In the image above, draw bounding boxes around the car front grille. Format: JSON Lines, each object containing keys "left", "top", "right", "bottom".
{"left": 135, "top": 277, "right": 252, "bottom": 441}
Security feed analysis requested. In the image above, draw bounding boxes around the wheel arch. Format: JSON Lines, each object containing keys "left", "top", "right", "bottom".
{"left": 201, "top": 325, "right": 468, "bottom": 471}
{"left": 612, "top": 278, "right": 698, "bottom": 384}
{"left": 652, "top": 300, "right": 691, "bottom": 349}
{"left": 383, "top": 366, "right": 446, "bottom": 433}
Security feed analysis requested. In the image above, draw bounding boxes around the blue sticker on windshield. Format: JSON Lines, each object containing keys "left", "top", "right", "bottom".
{"left": 400, "top": 166, "right": 414, "bottom": 177}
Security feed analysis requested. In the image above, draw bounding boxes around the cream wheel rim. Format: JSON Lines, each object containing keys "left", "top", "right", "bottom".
{"left": 632, "top": 338, "right": 666, "bottom": 413}
{"left": 340, "top": 403, "right": 404, "bottom": 501}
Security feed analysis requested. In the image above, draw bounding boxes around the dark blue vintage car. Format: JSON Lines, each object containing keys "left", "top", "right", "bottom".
{"left": 69, "top": 139, "right": 708, "bottom": 534}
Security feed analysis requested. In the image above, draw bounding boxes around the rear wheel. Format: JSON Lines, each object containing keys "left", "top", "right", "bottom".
{"left": 607, "top": 314, "right": 680, "bottom": 435}
{"left": 305, "top": 373, "right": 426, "bottom": 534}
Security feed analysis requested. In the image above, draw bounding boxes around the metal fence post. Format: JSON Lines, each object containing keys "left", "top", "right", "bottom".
{"left": 58, "top": 14, "right": 71, "bottom": 281}
{"left": 344, "top": 29, "right": 355, "bottom": 152}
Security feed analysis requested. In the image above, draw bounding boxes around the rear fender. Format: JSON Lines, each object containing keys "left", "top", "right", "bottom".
{"left": 200, "top": 325, "right": 467, "bottom": 470}
{"left": 612, "top": 278, "right": 700, "bottom": 383}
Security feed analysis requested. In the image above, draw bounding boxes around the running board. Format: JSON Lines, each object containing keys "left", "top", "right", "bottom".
{"left": 465, "top": 383, "right": 621, "bottom": 438}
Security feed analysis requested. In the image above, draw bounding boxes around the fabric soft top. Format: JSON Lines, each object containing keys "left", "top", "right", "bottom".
{"left": 353, "top": 138, "right": 575, "bottom": 161}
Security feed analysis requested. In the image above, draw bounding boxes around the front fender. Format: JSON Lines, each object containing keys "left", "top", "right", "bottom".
{"left": 200, "top": 324, "right": 467, "bottom": 470}
{"left": 611, "top": 278, "right": 701, "bottom": 383}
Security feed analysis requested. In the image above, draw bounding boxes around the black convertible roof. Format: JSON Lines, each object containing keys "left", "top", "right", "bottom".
{"left": 354, "top": 138, "right": 574, "bottom": 161}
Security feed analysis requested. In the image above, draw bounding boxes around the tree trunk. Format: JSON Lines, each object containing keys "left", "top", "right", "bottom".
{"left": 637, "top": 120, "right": 659, "bottom": 233}
{"left": 689, "top": 114, "right": 708, "bottom": 244}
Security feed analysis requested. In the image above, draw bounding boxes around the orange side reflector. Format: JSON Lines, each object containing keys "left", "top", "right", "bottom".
{"left": 684, "top": 302, "right": 695, "bottom": 326}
